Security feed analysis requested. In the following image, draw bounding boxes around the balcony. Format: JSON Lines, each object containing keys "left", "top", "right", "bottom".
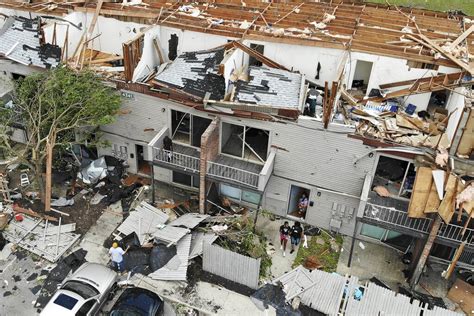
{"left": 207, "top": 149, "right": 276, "bottom": 191}
{"left": 363, "top": 203, "right": 474, "bottom": 248}
{"left": 148, "top": 127, "right": 200, "bottom": 174}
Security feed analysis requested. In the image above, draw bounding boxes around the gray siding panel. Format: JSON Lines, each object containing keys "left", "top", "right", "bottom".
{"left": 271, "top": 119, "right": 374, "bottom": 197}
{"left": 101, "top": 90, "right": 169, "bottom": 142}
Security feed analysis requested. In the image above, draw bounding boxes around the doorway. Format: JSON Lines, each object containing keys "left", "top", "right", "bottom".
{"left": 136, "top": 145, "right": 150, "bottom": 175}
{"left": 352, "top": 60, "right": 373, "bottom": 95}
{"left": 287, "top": 185, "right": 310, "bottom": 220}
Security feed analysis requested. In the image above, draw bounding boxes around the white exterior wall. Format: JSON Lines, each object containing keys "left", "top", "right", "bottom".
{"left": 345, "top": 52, "right": 440, "bottom": 112}
{"left": 445, "top": 87, "right": 466, "bottom": 142}
{"left": 242, "top": 39, "right": 343, "bottom": 87}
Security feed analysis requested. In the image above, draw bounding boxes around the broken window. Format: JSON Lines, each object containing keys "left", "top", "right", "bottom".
{"left": 221, "top": 122, "right": 269, "bottom": 162}
{"left": 171, "top": 110, "right": 211, "bottom": 147}
{"left": 249, "top": 43, "right": 264, "bottom": 67}
{"left": 172, "top": 171, "right": 199, "bottom": 188}
{"left": 373, "top": 156, "right": 416, "bottom": 199}
{"left": 406, "top": 60, "right": 439, "bottom": 70}
{"left": 220, "top": 183, "right": 261, "bottom": 205}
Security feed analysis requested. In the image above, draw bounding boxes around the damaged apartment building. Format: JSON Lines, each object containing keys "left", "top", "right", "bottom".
{"left": 0, "top": 0, "right": 473, "bottom": 282}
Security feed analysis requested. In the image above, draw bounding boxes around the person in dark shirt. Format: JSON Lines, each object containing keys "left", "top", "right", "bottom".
{"left": 162, "top": 136, "right": 173, "bottom": 161}
{"left": 279, "top": 221, "right": 290, "bottom": 257}
{"left": 290, "top": 222, "right": 304, "bottom": 254}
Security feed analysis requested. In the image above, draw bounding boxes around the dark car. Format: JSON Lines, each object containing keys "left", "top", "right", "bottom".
{"left": 109, "top": 288, "right": 163, "bottom": 316}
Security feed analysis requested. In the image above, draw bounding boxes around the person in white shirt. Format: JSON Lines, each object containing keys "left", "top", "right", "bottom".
{"left": 109, "top": 242, "right": 127, "bottom": 272}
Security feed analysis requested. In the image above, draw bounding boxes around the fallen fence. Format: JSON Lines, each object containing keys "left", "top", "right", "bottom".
{"left": 203, "top": 242, "right": 260, "bottom": 289}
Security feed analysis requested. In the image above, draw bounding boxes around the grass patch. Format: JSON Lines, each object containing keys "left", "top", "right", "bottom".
{"left": 293, "top": 232, "right": 343, "bottom": 272}
{"left": 367, "top": 0, "right": 474, "bottom": 15}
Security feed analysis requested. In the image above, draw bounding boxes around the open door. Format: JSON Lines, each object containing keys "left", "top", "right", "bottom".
{"left": 287, "top": 185, "right": 310, "bottom": 220}
{"left": 136, "top": 145, "right": 150, "bottom": 175}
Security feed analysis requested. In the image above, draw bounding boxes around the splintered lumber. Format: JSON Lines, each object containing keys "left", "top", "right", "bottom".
{"left": 438, "top": 174, "right": 458, "bottom": 224}
{"left": 444, "top": 241, "right": 466, "bottom": 279}
{"left": 449, "top": 25, "right": 474, "bottom": 50}
{"left": 13, "top": 204, "right": 59, "bottom": 222}
{"left": 408, "top": 167, "right": 432, "bottom": 218}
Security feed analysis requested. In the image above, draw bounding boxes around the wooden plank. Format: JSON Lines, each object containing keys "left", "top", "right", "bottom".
{"left": 456, "top": 107, "right": 473, "bottom": 157}
{"left": 444, "top": 241, "right": 466, "bottom": 279}
{"left": 423, "top": 182, "right": 441, "bottom": 213}
{"left": 408, "top": 166, "right": 432, "bottom": 218}
{"left": 449, "top": 25, "right": 474, "bottom": 50}
{"left": 438, "top": 174, "right": 457, "bottom": 224}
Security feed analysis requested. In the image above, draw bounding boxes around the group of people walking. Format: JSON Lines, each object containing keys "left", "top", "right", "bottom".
{"left": 279, "top": 221, "right": 304, "bottom": 257}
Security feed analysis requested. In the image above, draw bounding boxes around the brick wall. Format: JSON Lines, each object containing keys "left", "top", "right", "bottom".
{"left": 199, "top": 118, "right": 220, "bottom": 213}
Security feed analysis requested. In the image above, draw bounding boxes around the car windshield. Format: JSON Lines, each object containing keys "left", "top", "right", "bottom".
{"left": 62, "top": 280, "right": 99, "bottom": 299}
{"left": 53, "top": 293, "right": 79, "bottom": 310}
{"left": 110, "top": 307, "right": 143, "bottom": 316}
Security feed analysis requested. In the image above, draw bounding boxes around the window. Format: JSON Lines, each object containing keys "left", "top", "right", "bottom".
{"left": 220, "top": 183, "right": 261, "bottom": 205}
{"left": 373, "top": 156, "right": 416, "bottom": 199}
{"left": 172, "top": 171, "right": 199, "bottom": 188}
{"left": 53, "top": 294, "right": 79, "bottom": 310}
{"left": 249, "top": 43, "right": 264, "bottom": 67}
{"left": 221, "top": 122, "right": 269, "bottom": 162}
{"left": 62, "top": 281, "right": 99, "bottom": 299}
{"left": 171, "top": 110, "right": 211, "bottom": 147}
{"left": 76, "top": 300, "right": 96, "bottom": 316}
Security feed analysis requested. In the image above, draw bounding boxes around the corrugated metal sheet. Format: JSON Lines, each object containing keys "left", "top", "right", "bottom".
{"left": 203, "top": 243, "right": 260, "bottom": 289}
{"left": 148, "top": 233, "right": 192, "bottom": 281}
{"left": 274, "top": 266, "right": 461, "bottom": 316}
{"left": 189, "top": 232, "right": 218, "bottom": 259}
{"left": 153, "top": 225, "right": 190, "bottom": 245}
{"left": 273, "top": 266, "right": 349, "bottom": 315}
{"left": 169, "top": 213, "right": 210, "bottom": 229}
{"left": 116, "top": 201, "right": 169, "bottom": 244}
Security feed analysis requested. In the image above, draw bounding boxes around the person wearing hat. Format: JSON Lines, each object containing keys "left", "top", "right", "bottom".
{"left": 109, "top": 242, "right": 127, "bottom": 272}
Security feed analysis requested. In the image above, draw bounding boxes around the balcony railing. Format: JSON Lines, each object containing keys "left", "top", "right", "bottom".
{"left": 153, "top": 148, "right": 200, "bottom": 173}
{"left": 364, "top": 203, "right": 474, "bottom": 246}
{"left": 207, "top": 161, "right": 259, "bottom": 188}
{"left": 364, "top": 203, "right": 432, "bottom": 233}
{"left": 438, "top": 222, "right": 473, "bottom": 244}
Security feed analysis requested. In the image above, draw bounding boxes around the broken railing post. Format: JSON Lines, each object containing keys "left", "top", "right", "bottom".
{"left": 347, "top": 219, "right": 359, "bottom": 267}
{"left": 150, "top": 161, "right": 155, "bottom": 204}
{"left": 409, "top": 216, "right": 442, "bottom": 289}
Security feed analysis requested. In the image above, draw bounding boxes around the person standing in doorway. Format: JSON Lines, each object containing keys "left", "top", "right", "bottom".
{"left": 279, "top": 221, "right": 290, "bottom": 257}
{"left": 290, "top": 222, "right": 304, "bottom": 254}
{"left": 109, "top": 242, "right": 128, "bottom": 272}
{"left": 298, "top": 193, "right": 309, "bottom": 217}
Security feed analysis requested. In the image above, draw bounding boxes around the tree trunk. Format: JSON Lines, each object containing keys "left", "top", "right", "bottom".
{"left": 34, "top": 161, "right": 45, "bottom": 203}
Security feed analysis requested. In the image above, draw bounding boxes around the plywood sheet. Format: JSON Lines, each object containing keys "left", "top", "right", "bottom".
{"left": 408, "top": 167, "right": 432, "bottom": 218}
{"left": 424, "top": 182, "right": 441, "bottom": 213}
{"left": 447, "top": 278, "right": 474, "bottom": 315}
{"left": 438, "top": 174, "right": 457, "bottom": 224}
{"left": 456, "top": 108, "right": 473, "bottom": 157}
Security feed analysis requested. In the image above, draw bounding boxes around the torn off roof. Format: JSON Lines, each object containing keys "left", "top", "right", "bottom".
{"left": 234, "top": 66, "right": 303, "bottom": 108}
{"left": 0, "top": 17, "right": 61, "bottom": 69}
{"left": 154, "top": 48, "right": 225, "bottom": 100}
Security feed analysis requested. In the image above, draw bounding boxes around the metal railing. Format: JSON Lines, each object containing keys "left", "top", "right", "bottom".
{"left": 153, "top": 148, "right": 200, "bottom": 173}
{"left": 207, "top": 161, "right": 259, "bottom": 188}
{"left": 364, "top": 204, "right": 474, "bottom": 246}
{"left": 364, "top": 204, "right": 432, "bottom": 233}
{"left": 438, "top": 222, "right": 473, "bottom": 244}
